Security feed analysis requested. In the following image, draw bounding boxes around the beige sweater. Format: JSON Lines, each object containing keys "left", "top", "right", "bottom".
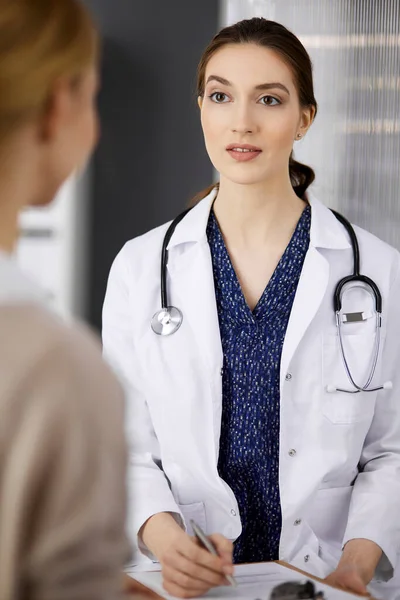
{"left": 0, "top": 304, "right": 131, "bottom": 599}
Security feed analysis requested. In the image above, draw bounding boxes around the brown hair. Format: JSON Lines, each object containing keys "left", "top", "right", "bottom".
{"left": 192, "top": 17, "right": 318, "bottom": 205}
{"left": 0, "top": 0, "right": 99, "bottom": 143}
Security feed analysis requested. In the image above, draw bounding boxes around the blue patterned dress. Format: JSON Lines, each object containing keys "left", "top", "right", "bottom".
{"left": 206, "top": 205, "right": 311, "bottom": 564}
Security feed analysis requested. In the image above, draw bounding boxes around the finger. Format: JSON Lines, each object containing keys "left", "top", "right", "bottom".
{"left": 163, "top": 579, "right": 208, "bottom": 599}
{"left": 336, "top": 569, "right": 368, "bottom": 594}
{"left": 163, "top": 552, "right": 228, "bottom": 587}
{"left": 163, "top": 565, "right": 211, "bottom": 593}
{"left": 209, "top": 533, "right": 234, "bottom": 568}
{"left": 182, "top": 538, "right": 226, "bottom": 574}
{"left": 325, "top": 574, "right": 346, "bottom": 590}
{"left": 163, "top": 565, "right": 219, "bottom": 595}
{"left": 327, "top": 572, "right": 368, "bottom": 595}
{"left": 343, "top": 574, "right": 369, "bottom": 595}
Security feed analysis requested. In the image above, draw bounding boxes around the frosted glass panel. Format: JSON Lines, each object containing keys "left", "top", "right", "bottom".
{"left": 221, "top": 0, "right": 400, "bottom": 247}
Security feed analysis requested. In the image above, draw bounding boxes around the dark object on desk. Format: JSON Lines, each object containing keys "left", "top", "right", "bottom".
{"left": 270, "top": 579, "right": 325, "bottom": 600}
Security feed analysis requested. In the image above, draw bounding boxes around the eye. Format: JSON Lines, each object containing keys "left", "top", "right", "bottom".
{"left": 259, "top": 95, "right": 280, "bottom": 106}
{"left": 209, "top": 92, "right": 230, "bottom": 103}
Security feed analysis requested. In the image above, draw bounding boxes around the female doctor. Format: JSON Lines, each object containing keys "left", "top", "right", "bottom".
{"left": 103, "top": 18, "right": 400, "bottom": 599}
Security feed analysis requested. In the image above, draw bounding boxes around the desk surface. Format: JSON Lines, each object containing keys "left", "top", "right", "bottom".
{"left": 127, "top": 579, "right": 160, "bottom": 599}
{"left": 125, "top": 561, "right": 342, "bottom": 599}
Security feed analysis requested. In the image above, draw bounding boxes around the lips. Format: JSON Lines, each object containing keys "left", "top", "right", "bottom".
{"left": 226, "top": 143, "right": 262, "bottom": 162}
{"left": 226, "top": 143, "right": 262, "bottom": 152}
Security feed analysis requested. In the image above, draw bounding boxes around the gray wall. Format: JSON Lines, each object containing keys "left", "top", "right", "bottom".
{"left": 83, "top": 0, "right": 218, "bottom": 329}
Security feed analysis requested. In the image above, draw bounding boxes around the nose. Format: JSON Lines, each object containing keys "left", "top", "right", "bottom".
{"left": 231, "top": 103, "right": 257, "bottom": 135}
{"left": 232, "top": 126, "right": 253, "bottom": 134}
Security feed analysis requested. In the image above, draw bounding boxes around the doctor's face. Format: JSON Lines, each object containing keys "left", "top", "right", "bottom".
{"left": 198, "top": 43, "right": 311, "bottom": 187}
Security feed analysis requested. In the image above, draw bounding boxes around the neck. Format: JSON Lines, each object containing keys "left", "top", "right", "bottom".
{"left": 0, "top": 134, "right": 41, "bottom": 253}
{"left": 0, "top": 164, "right": 27, "bottom": 254}
{"left": 0, "top": 202, "right": 20, "bottom": 253}
{"left": 213, "top": 176, "right": 306, "bottom": 249}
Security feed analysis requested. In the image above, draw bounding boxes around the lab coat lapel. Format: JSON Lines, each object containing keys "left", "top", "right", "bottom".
{"left": 165, "top": 188, "right": 223, "bottom": 382}
{"left": 280, "top": 196, "right": 351, "bottom": 389}
{"left": 280, "top": 246, "right": 329, "bottom": 390}
{"left": 166, "top": 192, "right": 351, "bottom": 405}
{"left": 169, "top": 241, "right": 224, "bottom": 464}
{"left": 167, "top": 239, "right": 223, "bottom": 377}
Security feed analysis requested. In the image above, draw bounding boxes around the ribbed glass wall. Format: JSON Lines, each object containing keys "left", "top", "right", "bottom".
{"left": 220, "top": 0, "right": 400, "bottom": 247}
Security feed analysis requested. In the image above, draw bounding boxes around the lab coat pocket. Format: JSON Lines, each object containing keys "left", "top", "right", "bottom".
{"left": 178, "top": 501, "right": 207, "bottom": 536}
{"left": 322, "top": 333, "right": 381, "bottom": 424}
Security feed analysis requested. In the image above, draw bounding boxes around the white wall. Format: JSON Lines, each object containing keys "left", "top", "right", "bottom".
{"left": 16, "top": 169, "right": 92, "bottom": 321}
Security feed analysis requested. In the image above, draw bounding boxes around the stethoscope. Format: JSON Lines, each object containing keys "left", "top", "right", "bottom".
{"left": 151, "top": 207, "right": 392, "bottom": 394}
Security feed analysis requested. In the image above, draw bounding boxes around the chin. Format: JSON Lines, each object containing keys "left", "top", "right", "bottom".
{"left": 29, "top": 196, "right": 55, "bottom": 208}
{"left": 212, "top": 156, "right": 273, "bottom": 187}
{"left": 219, "top": 167, "right": 270, "bottom": 187}
{"left": 29, "top": 186, "right": 60, "bottom": 208}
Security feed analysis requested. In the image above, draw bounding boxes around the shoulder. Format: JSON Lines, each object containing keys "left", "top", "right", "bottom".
{"left": 0, "top": 302, "right": 99, "bottom": 360}
{"left": 111, "top": 220, "right": 172, "bottom": 283}
{"left": 309, "top": 194, "right": 400, "bottom": 281}
{"left": 109, "top": 190, "right": 217, "bottom": 283}
{"left": 353, "top": 223, "right": 398, "bottom": 256}
{"left": 353, "top": 224, "right": 400, "bottom": 281}
{"left": 0, "top": 254, "right": 48, "bottom": 306}
{"left": 0, "top": 304, "right": 123, "bottom": 416}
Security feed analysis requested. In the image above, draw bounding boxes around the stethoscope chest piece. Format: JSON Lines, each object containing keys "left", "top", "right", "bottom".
{"left": 151, "top": 306, "right": 183, "bottom": 336}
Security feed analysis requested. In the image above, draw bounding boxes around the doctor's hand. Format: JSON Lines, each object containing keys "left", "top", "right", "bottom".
{"left": 325, "top": 538, "right": 382, "bottom": 597}
{"left": 140, "top": 512, "right": 234, "bottom": 598}
{"left": 324, "top": 565, "right": 370, "bottom": 596}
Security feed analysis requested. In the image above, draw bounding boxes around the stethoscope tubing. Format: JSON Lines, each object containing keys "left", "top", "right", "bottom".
{"left": 330, "top": 209, "right": 382, "bottom": 313}
{"left": 152, "top": 204, "right": 388, "bottom": 394}
{"left": 160, "top": 208, "right": 191, "bottom": 310}
{"left": 336, "top": 311, "right": 382, "bottom": 393}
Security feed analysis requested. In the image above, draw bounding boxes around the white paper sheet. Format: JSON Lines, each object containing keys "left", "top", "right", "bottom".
{"left": 131, "top": 562, "right": 363, "bottom": 600}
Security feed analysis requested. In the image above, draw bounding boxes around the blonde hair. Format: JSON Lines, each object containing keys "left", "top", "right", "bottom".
{"left": 0, "top": 0, "right": 99, "bottom": 141}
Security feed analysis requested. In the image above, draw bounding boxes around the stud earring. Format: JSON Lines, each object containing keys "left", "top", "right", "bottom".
{"left": 296, "top": 133, "right": 303, "bottom": 139}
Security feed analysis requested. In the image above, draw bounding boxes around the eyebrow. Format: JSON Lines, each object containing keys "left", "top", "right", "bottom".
{"left": 205, "top": 75, "right": 290, "bottom": 95}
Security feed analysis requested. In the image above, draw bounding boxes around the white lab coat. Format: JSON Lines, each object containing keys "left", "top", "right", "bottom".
{"left": 103, "top": 189, "right": 400, "bottom": 598}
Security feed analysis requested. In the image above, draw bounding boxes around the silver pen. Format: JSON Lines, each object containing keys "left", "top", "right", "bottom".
{"left": 190, "top": 519, "right": 237, "bottom": 588}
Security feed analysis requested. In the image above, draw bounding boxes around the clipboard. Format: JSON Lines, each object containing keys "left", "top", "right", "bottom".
{"left": 128, "top": 560, "right": 371, "bottom": 600}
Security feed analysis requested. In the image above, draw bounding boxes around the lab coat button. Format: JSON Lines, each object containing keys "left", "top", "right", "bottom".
{"left": 231, "top": 509, "right": 237, "bottom": 516}
{"left": 288, "top": 449, "right": 297, "bottom": 457}
{"left": 294, "top": 519, "right": 302, "bottom": 526}
{"left": 285, "top": 373, "right": 292, "bottom": 381}
{"left": 304, "top": 554, "right": 310, "bottom": 563}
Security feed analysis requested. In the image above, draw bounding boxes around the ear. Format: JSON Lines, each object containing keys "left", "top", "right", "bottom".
{"left": 297, "top": 105, "right": 316, "bottom": 138}
{"left": 197, "top": 96, "right": 203, "bottom": 110}
{"left": 39, "top": 77, "right": 74, "bottom": 143}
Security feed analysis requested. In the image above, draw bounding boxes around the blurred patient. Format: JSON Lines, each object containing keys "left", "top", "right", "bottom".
{"left": 0, "top": 0, "right": 130, "bottom": 598}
